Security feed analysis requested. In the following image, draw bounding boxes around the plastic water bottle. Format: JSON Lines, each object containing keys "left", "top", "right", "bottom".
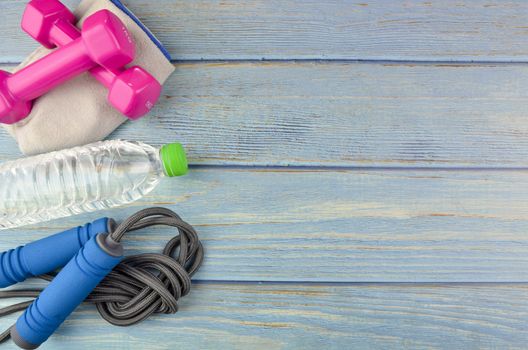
{"left": 0, "top": 140, "right": 188, "bottom": 230}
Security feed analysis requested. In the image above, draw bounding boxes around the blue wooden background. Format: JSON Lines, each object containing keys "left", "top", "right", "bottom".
{"left": 1, "top": 0, "right": 528, "bottom": 348}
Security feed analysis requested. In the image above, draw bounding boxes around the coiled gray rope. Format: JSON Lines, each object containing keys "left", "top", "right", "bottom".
{"left": 0, "top": 207, "right": 204, "bottom": 343}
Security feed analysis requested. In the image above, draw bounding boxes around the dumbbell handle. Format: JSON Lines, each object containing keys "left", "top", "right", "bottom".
{"left": 11, "top": 234, "right": 123, "bottom": 349}
{"left": 0, "top": 218, "right": 111, "bottom": 288}
{"left": 49, "top": 17, "right": 80, "bottom": 47}
{"left": 48, "top": 17, "right": 116, "bottom": 87}
{"left": 7, "top": 38, "right": 96, "bottom": 101}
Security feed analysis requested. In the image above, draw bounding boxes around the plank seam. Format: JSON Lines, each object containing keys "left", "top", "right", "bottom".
{"left": 192, "top": 280, "right": 528, "bottom": 286}
{"left": 172, "top": 59, "right": 528, "bottom": 66}
{"left": 3, "top": 59, "right": 528, "bottom": 66}
{"left": 189, "top": 164, "right": 528, "bottom": 172}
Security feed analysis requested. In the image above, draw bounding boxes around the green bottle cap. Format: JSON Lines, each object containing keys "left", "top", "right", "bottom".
{"left": 160, "top": 143, "right": 188, "bottom": 177}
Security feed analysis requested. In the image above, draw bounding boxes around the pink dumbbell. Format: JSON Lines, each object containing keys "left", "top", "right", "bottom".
{"left": 22, "top": 0, "right": 162, "bottom": 120}
{"left": 0, "top": 9, "right": 134, "bottom": 125}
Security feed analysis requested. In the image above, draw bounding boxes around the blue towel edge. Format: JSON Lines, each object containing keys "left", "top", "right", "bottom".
{"left": 109, "top": 0, "right": 172, "bottom": 61}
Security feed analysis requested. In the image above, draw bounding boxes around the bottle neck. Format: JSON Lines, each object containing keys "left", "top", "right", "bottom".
{"left": 157, "top": 148, "right": 168, "bottom": 177}
{"left": 141, "top": 144, "right": 165, "bottom": 178}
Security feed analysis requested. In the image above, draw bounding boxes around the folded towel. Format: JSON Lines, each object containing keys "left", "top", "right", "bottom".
{"left": 3, "top": 0, "right": 175, "bottom": 155}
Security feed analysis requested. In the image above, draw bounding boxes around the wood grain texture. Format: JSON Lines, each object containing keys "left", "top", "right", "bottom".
{"left": 3, "top": 62, "right": 528, "bottom": 167}
{"left": 0, "top": 283, "right": 526, "bottom": 349}
{"left": 2, "top": 0, "right": 528, "bottom": 62}
{"left": 2, "top": 168, "right": 528, "bottom": 282}
{"left": 1, "top": 1, "right": 527, "bottom": 346}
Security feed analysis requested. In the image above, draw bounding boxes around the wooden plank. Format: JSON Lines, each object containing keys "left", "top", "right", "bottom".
{"left": 3, "top": 61, "right": 528, "bottom": 167}
{"left": 0, "top": 283, "right": 526, "bottom": 349}
{"left": 3, "top": 168, "right": 528, "bottom": 282}
{"left": 2, "top": 0, "right": 528, "bottom": 62}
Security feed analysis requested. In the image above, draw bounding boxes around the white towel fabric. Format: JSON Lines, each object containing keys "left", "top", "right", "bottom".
{"left": 3, "top": 0, "right": 175, "bottom": 155}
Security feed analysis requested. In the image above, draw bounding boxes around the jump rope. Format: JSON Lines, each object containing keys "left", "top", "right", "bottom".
{"left": 0, "top": 207, "right": 204, "bottom": 348}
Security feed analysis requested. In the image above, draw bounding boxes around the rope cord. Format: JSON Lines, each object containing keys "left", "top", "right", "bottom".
{"left": 0, "top": 207, "right": 204, "bottom": 343}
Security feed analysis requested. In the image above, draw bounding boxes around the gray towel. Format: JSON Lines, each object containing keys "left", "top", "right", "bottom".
{"left": 3, "top": 0, "right": 175, "bottom": 155}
